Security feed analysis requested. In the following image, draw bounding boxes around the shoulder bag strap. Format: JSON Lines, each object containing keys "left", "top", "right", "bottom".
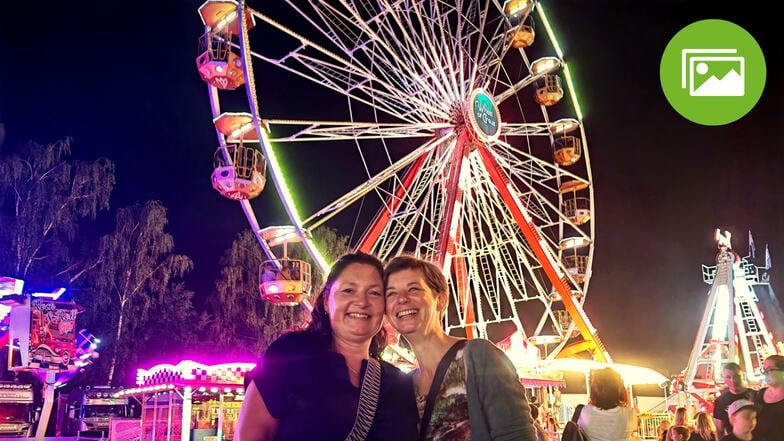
{"left": 345, "top": 357, "right": 382, "bottom": 441}
{"left": 419, "top": 339, "right": 468, "bottom": 441}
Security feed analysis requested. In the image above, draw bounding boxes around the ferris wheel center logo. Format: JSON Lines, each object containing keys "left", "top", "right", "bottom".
{"left": 468, "top": 89, "right": 501, "bottom": 142}
{"left": 660, "top": 20, "right": 765, "bottom": 126}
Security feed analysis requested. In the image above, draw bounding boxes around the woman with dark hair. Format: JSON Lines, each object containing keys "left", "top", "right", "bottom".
{"left": 237, "top": 252, "right": 418, "bottom": 441}
{"left": 577, "top": 367, "right": 636, "bottom": 441}
{"left": 384, "top": 254, "right": 537, "bottom": 441}
{"left": 752, "top": 354, "right": 784, "bottom": 441}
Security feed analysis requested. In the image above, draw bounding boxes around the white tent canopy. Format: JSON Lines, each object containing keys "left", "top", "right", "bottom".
{"left": 540, "top": 358, "right": 668, "bottom": 386}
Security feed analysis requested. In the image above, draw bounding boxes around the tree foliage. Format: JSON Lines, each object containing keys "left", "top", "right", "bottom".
{"left": 0, "top": 138, "right": 114, "bottom": 284}
{"left": 208, "top": 230, "right": 304, "bottom": 359}
{"left": 208, "top": 227, "right": 349, "bottom": 359}
{"left": 78, "top": 201, "right": 194, "bottom": 385}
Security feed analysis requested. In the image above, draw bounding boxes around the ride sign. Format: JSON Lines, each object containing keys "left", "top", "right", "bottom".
{"left": 467, "top": 89, "right": 501, "bottom": 142}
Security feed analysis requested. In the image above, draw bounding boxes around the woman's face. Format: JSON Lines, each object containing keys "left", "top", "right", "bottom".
{"left": 325, "top": 263, "right": 385, "bottom": 346}
{"left": 385, "top": 268, "right": 445, "bottom": 338}
{"left": 763, "top": 358, "right": 784, "bottom": 387}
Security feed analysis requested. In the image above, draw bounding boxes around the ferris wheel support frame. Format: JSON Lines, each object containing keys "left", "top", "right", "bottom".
{"left": 476, "top": 142, "right": 611, "bottom": 362}
{"left": 434, "top": 132, "right": 476, "bottom": 339}
{"left": 357, "top": 154, "right": 428, "bottom": 253}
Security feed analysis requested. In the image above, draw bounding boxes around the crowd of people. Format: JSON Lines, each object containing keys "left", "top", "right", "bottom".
{"left": 235, "top": 251, "right": 784, "bottom": 441}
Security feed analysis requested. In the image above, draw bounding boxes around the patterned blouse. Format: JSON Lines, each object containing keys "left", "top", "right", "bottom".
{"left": 416, "top": 348, "right": 472, "bottom": 440}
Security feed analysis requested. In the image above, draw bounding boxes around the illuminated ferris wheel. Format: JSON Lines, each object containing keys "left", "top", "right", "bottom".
{"left": 197, "top": 0, "right": 610, "bottom": 361}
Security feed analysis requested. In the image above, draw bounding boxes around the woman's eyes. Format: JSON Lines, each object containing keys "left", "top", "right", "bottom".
{"left": 369, "top": 290, "right": 382, "bottom": 296}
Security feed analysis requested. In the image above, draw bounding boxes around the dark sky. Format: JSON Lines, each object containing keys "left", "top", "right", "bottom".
{"left": 1, "top": 1, "right": 781, "bottom": 377}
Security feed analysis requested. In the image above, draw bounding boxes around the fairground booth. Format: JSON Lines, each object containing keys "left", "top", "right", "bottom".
{"left": 115, "top": 360, "right": 255, "bottom": 441}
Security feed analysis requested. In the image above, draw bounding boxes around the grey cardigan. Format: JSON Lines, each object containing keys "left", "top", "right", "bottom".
{"left": 463, "top": 339, "right": 538, "bottom": 441}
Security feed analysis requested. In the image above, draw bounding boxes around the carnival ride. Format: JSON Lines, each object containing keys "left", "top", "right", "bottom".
{"left": 197, "top": 0, "right": 610, "bottom": 361}
{"left": 116, "top": 360, "right": 255, "bottom": 441}
{"left": 0, "top": 276, "right": 101, "bottom": 441}
{"left": 672, "top": 230, "right": 783, "bottom": 411}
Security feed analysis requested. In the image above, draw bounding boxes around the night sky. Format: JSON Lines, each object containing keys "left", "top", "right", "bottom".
{"left": 1, "top": 1, "right": 781, "bottom": 377}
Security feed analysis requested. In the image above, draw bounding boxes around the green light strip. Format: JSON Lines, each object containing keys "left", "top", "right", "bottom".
{"left": 536, "top": 4, "right": 563, "bottom": 59}
{"left": 537, "top": 3, "right": 584, "bottom": 121}
{"left": 259, "top": 129, "right": 331, "bottom": 273}
{"left": 562, "top": 63, "right": 583, "bottom": 121}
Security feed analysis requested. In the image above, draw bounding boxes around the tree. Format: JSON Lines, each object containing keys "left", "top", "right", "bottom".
{"left": 209, "top": 230, "right": 304, "bottom": 359}
{"left": 78, "top": 201, "right": 193, "bottom": 385}
{"left": 207, "top": 227, "right": 349, "bottom": 359}
{"left": 0, "top": 138, "right": 114, "bottom": 284}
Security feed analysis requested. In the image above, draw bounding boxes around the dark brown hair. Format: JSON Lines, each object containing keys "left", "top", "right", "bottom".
{"left": 306, "top": 252, "right": 387, "bottom": 356}
{"left": 765, "top": 354, "right": 784, "bottom": 370}
{"left": 589, "top": 367, "right": 627, "bottom": 410}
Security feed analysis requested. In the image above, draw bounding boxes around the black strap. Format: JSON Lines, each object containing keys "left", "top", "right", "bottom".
{"left": 419, "top": 340, "right": 467, "bottom": 441}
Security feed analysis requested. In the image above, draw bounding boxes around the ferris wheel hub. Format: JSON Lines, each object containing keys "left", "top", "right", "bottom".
{"left": 465, "top": 89, "right": 501, "bottom": 144}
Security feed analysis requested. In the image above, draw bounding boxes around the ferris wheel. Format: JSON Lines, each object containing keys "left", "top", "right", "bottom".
{"left": 197, "top": 0, "right": 610, "bottom": 361}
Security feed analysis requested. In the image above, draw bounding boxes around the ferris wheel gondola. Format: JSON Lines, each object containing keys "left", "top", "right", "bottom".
{"left": 197, "top": 0, "right": 610, "bottom": 361}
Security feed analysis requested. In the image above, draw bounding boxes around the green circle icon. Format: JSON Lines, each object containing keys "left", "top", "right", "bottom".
{"left": 660, "top": 19, "right": 766, "bottom": 126}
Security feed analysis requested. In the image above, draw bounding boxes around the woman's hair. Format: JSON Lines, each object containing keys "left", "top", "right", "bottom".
{"left": 765, "top": 354, "right": 784, "bottom": 370}
{"left": 673, "top": 407, "right": 687, "bottom": 425}
{"left": 306, "top": 251, "right": 387, "bottom": 356}
{"left": 669, "top": 426, "right": 690, "bottom": 439}
{"left": 588, "top": 367, "right": 627, "bottom": 410}
{"left": 694, "top": 412, "right": 715, "bottom": 439}
{"left": 383, "top": 254, "right": 449, "bottom": 319}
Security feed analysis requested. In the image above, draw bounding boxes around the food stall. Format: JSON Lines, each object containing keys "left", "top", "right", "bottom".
{"left": 115, "top": 360, "right": 255, "bottom": 441}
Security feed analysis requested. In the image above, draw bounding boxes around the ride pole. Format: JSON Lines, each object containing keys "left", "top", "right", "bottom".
{"left": 35, "top": 370, "right": 56, "bottom": 441}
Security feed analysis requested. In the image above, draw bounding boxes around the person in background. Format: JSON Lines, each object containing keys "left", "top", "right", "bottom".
{"left": 669, "top": 426, "right": 690, "bottom": 441}
{"left": 713, "top": 362, "right": 756, "bottom": 440}
{"left": 384, "top": 255, "right": 537, "bottom": 441}
{"left": 576, "top": 367, "right": 636, "bottom": 441}
{"left": 236, "top": 252, "right": 418, "bottom": 441}
{"left": 530, "top": 404, "right": 551, "bottom": 441}
{"left": 752, "top": 354, "right": 784, "bottom": 441}
{"left": 658, "top": 420, "right": 672, "bottom": 441}
{"left": 721, "top": 399, "right": 759, "bottom": 441}
{"left": 665, "top": 407, "right": 692, "bottom": 441}
{"left": 689, "top": 412, "right": 716, "bottom": 441}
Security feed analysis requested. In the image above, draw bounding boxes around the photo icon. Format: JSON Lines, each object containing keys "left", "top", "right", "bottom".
{"left": 681, "top": 49, "right": 744, "bottom": 97}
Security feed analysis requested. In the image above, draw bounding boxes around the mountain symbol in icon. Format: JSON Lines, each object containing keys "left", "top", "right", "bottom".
{"left": 692, "top": 69, "right": 744, "bottom": 96}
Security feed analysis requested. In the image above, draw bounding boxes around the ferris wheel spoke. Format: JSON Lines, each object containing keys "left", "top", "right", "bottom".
{"left": 493, "top": 139, "right": 589, "bottom": 185}
{"left": 265, "top": 120, "right": 451, "bottom": 142}
{"left": 248, "top": 8, "right": 449, "bottom": 122}
{"left": 306, "top": 0, "right": 450, "bottom": 109}
{"left": 284, "top": 0, "right": 437, "bottom": 112}
{"left": 322, "top": 0, "right": 456, "bottom": 112}
{"left": 373, "top": 0, "right": 461, "bottom": 103}
{"left": 499, "top": 122, "right": 553, "bottom": 136}
{"left": 302, "top": 132, "right": 455, "bottom": 230}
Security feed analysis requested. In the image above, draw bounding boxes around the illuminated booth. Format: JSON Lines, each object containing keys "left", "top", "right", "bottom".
{"left": 116, "top": 360, "right": 255, "bottom": 441}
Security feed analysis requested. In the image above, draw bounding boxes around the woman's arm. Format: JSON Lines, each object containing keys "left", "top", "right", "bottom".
{"left": 469, "top": 340, "right": 538, "bottom": 441}
{"left": 236, "top": 381, "right": 279, "bottom": 441}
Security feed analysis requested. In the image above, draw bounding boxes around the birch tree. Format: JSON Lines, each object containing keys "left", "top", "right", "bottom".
{"left": 0, "top": 138, "right": 114, "bottom": 284}
{"left": 80, "top": 201, "right": 193, "bottom": 385}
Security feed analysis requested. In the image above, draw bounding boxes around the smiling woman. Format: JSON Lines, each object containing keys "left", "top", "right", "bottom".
{"left": 384, "top": 255, "right": 537, "bottom": 441}
{"left": 236, "top": 252, "right": 417, "bottom": 441}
